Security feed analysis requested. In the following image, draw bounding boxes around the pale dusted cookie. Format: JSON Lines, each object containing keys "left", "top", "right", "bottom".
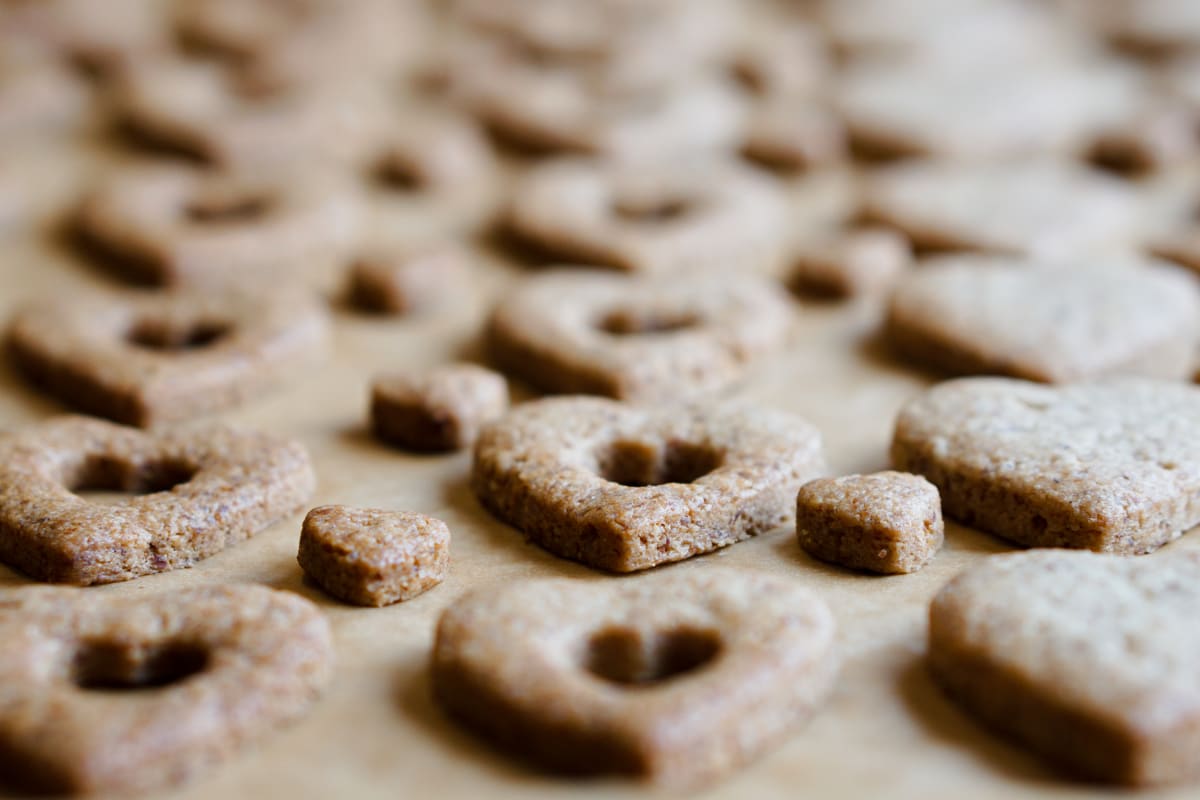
{"left": 433, "top": 568, "right": 838, "bottom": 788}
{"left": 863, "top": 159, "right": 1143, "bottom": 258}
{"left": 884, "top": 257, "right": 1200, "bottom": 382}
{"left": 836, "top": 58, "right": 1139, "bottom": 159}
{"left": 0, "top": 584, "right": 333, "bottom": 795}
{"left": 788, "top": 227, "right": 912, "bottom": 299}
{"left": 742, "top": 101, "right": 846, "bottom": 172}
{"left": 1090, "top": 0, "right": 1200, "bottom": 55}
{"left": 929, "top": 549, "right": 1200, "bottom": 785}
{"left": 0, "top": 415, "right": 314, "bottom": 584}
{"left": 892, "top": 378, "right": 1200, "bottom": 554}
{"left": 348, "top": 246, "right": 470, "bottom": 315}
{"left": 508, "top": 158, "right": 788, "bottom": 274}
{"left": 0, "top": 48, "right": 88, "bottom": 138}
{"left": 298, "top": 505, "right": 449, "bottom": 607}
{"left": 796, "top": 471, "right": 942, "bottom": 574}
{"left": 371, "top": 364, "right": 508, "bottom": 452}
{"left": 8, "top": 285, "right": 330, "bottom": 426}
{"left": 471, "top": 396, "right": 825, "bottom": 571}
{"left": 486, "top": 270, "right": 792, "bottom": 402}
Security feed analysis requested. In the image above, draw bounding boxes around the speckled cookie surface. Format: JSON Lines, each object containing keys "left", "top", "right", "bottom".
{"left": 298, "top": 505, "right": 450, "bottom": 607}
{"left": 486, "top": 270, "right": 793, "bottom": 402}
{"left": 863, "top": 159, "right": 1143, "bottom": 258}
{"left": 432, "top": 568, "right": 838, "bottom": 787}
{"left": 7, "top": 285, "right": 330, "bottom": 426}
{"left": 796, "top": 471, "right": 942, "bottom": 574}
{"left": 0, "top": 583, "right": 333, "bottom": 795}
{"left": 884, "top": 257, "right": 1200, "bottom": 382}
{"left": 892, "top": 378, "right": 1200, "bottom": 554}
{"left": 0, "top": 415, "right": 315, "bottom": 584}
{"left": 471, "top": 396, "right": 825, "bottom": 571}
{"left": 929, "top": 549, "right": 1200, "bottom": 785}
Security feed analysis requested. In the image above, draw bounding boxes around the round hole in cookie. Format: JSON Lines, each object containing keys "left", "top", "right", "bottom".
{"left": 126, "top": 319, "right": 232, "bottom": 351}
{"left": 372, "top": 156, "right": 426, "bottom": 192}
{"left": 72, "top": 639, "right": 210, "bottom": 691}
{"left": 584, "top": 626, "right": 721, "bottom": 686}
{"left": 68, "top": 454, "right": 197, "bottom": 504}
{"left": 596, "top": 439, "right": 723, "bottom": 487}
{"left": 596, "top": 309, "right": 702, "bottom": 336}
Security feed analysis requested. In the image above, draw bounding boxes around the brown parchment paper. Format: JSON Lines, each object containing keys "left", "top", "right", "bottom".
{"left": 2, "top": 129, "right": 1198, "bottom": 800}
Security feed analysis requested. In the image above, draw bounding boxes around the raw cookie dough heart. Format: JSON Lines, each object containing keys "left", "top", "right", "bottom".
{"left": 432, "top": 568, "right": 838, "bottom": 788}
{"left": 884, "top": 256, "right": 1200, "bottom": 382}
{"left": 0, "top": 583, "right": 333, "bottom": 795}
{"left": 892, "top": 378, "right": 1200, "bottom": 554}
{"left": 929, "top": 549, "right": 1200, "bottom": 785}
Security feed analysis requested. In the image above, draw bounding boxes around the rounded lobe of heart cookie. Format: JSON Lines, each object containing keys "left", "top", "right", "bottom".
{"left": 884, "top": 256, "right": 1200, "bottom": 383}
{"left": 7, "top": 284, "right": 331, "bottom": 427}
{"left": 0, "top": 583, "right": 333, "bottom": 795}
{"left": 892, "top": 378, "right": 1200, "bottom": 554}
{"left": 485, "top": 269, "right": 793, "bottom": 402}
{"left": 929, "top": 549, "right": 1200, "bottom": 785}
{"left": 0, "top": 415, "right": 315, "bottom": 585}
{"left": 431, "top": 568, "right": 838, "bottom": 788}
{"left": 862, "top": 159, "right": 1144, "bottom": 259}
{"left": 471, "top": 396, "right": 825, "bottom": 571}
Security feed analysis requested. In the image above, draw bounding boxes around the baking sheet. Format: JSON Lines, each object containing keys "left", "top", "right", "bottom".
{"left": 0, "top": 112, "right": 1195, "bottom": 800}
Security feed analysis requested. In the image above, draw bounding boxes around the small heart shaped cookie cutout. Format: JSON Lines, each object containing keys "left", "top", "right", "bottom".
{"left": 432, "top": 569, "right": 838, "bottom": 788}
{"left": 892, "top": 378, "right": 1200, "bottom": 554}
{"left": 929, "top": 549, "right": 1200, "bottom": 785}
{"left": 0, "top": 583, "right": 333, "bottom": 795}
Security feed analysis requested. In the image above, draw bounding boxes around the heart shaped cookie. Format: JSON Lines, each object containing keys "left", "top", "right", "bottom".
{"left": 472, "top": 396, "right": 825, "bottom": 571}
{"left": 885, "top": 256, "right": 1200, "bottom": 382}
{"left": 929, "top": 549, "right": 1200, "bottom": 785}
{"left": 485, "top": 270, "right": 792, "bottom": 402}
{"left": 0, "top": 415, "right": 314, "bottom": 584}
{"left": 7, "top": 284, "right": 329, "bottom": 427}
{"left": 892, "top": 378, "right": 1200, "bottom": 554}
{"left": 0, "top": 583, "right": 333, "bottom": 795}
{"left": 433, "top": 568, "right": 838, "bottom": 788}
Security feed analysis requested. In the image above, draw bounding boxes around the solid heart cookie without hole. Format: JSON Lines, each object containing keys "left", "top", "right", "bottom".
{"left": 929, "top": 549, "right": 1200, "bottom": 785}
{"left": 884, "top": 256, "right": 1200, "bottom": 383}
{"left": 892, "top": 377, "right": 1200, "bottom": 554}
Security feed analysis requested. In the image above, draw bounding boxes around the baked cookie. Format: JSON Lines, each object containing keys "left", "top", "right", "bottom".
{"left": 862, "top": 159, "right": 1144, "bottom": 258}
{"left": 76, "top": 163, "right": 360, "bottom": 288}
{"left": 892, "top": 378, "right": 1200, "bottom": 554}
{"left": 884, "top": 256, "right": 1200, "bottom": 382}
{"left": 370, "top": 364, "right": 509, "bottom": 452}
{"left": 508, "top": 158, "right": 788, "bottom": 274}
{"left": 298, "top": 505, "right": 450, "bottom": 607}
{"left": 114, "top": 54, "right": 387, "bottom": 168}
{"left": 788, "top": 227, "right": 912, "bottom": 299}
{"left": 486, "top": 270, "right": 792, "bottom": 401}
{"left": 0, "top": 48, "right": 88, "bottom": 138}
{"left": 347, "top": 246, "right": 471, "bottom": 316}
{"left": 0, "top": 583, "right": 332, "bottom": 795}
{"left": 929, "top": 549, "right": 1200, "bottom": 785}
{"left": 1090, "top": 0, "right": 1200, "bottom": 55}
{"left": 8, "top": 284, "right": 330, "bottom": 426}
{"left": 465, "top": 68, "right": 746, "bottom": 162}
{"left": 836, "top": 58, "right": 1139, "bottom": 160}
{"left": 432, "top": 568, "right": 838, "bottom": 787}
{"left": 471, "top": 396, "right": 825, "bottom": 571}
{"left": 0, "top": 415, "right": 314, "bottom": 584}
{"left": 796, "top": 471, "right": 943, "bottom": 574}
